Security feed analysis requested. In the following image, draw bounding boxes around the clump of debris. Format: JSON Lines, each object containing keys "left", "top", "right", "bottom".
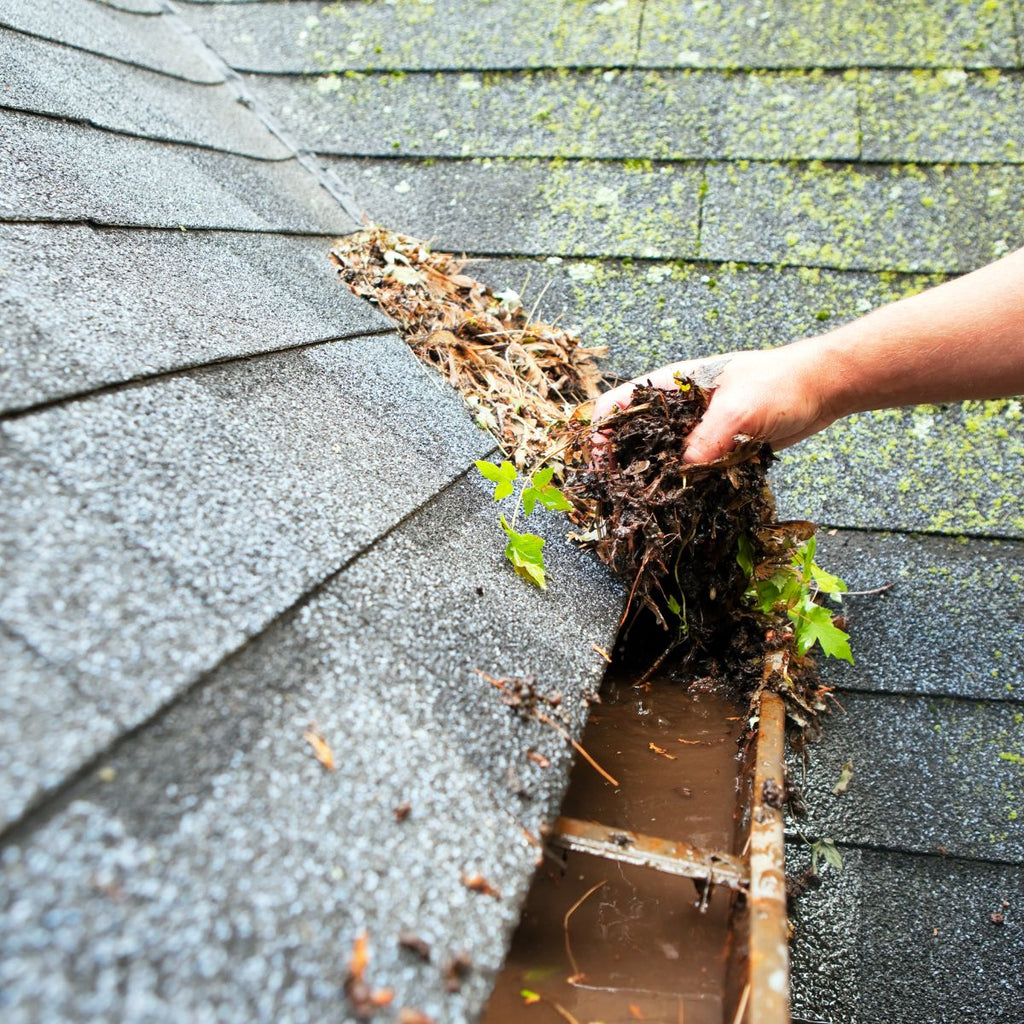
{"left": 563, "top": 384, "right": 834, "bottom": 730}
{"left": 332, "top": 227, "right": 837, "bottom": 731}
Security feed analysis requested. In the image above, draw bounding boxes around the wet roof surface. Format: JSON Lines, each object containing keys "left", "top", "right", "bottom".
{"left": 2, "top": 1, "right": 1022, "bottom": 1022}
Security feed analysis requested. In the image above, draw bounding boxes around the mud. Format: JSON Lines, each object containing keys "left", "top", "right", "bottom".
{"left": 481, "top": 673, "right": 747, "bottom": 1023}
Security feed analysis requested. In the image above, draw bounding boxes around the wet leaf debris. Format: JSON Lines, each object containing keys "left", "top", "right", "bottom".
{"left": 332, "top": 228, "right": 847, "bottom": 729}
{"left": 565, "top": 382, "right": 842, "bottom": 727}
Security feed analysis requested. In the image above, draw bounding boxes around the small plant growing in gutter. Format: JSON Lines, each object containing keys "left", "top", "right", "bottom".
{"left": 738, "top": 534, "right": 853, "bottom": 664}
{"left": 476, "top": 460, "right": 573, "bottom": 589}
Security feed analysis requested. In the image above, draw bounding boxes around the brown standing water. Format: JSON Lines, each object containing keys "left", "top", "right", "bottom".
{"left": 482, "top": 671, "right": 747, "bottom": 1024}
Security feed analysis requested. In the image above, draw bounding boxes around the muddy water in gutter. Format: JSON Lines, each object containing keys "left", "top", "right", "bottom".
{"left": 482, "top": 672, "right": 746, "bottom": 1024}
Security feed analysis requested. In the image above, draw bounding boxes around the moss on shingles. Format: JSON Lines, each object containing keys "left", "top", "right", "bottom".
{"left": 638, "top": 0, "right": 1018, "bottom": 69}
{"left": 701, "top": 160, "right": 1024, "bottom": 273}
{"left": 260, "top": 68, "right": 858, "bottom": 161}
{"left": 477, "top": 258, "right": 944, "bottom": 379}
{"left": 861, "top": 69, "right": 1024, "bottom": 163}
{"left": 324, "top": 156, "right": 704, "bottom": 258}
{"left": 302, "top": 0, "right": 641, "bottom": 72}
{"left": 773, "top": 399, "right": 1024, "bottom": 537}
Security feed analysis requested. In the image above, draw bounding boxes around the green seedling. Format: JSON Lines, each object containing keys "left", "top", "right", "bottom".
{"left": 739, "top": 534, "right": 853, "bottom": 663}
{"left": 476, "top": 461, "right": 572, "bottom": 590}
{"left": 809, "top": 836, "right": 844, "bottom": 874}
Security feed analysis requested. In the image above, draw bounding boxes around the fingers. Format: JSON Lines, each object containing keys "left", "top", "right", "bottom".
{"left": 681, "top": 397, "right": 741, "bottom": 463}
{"left": 591, "top": 362, "right": 702, "bottom": 421}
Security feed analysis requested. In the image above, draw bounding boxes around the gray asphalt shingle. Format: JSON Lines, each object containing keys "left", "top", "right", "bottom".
{"left": 249, "top": 68, "right": 859, "bottom": 161}
{"left": 0, "top": 110, "right": 354, "bottom": 233}
{"left": 788, "top": 846, "right": 1024, "bottom": 1024}
{"left": 331, "top": 156, "right": 703, "bottom": 257}
{"left": 0, "top": 471, "right": 621, "bottom": 1024}
{"left": 861, "top": 69, "right": 1024, "bottom": 165}
{"left": 1, "top": 336, "right": 492, "bottom": 826}
{"left": 814, "top": 531, "right": 1023, "bottom": 702}
{"left": 771, "top": 398, "right": 1024, "bottom": 538}
{"left": 0, "top": 0, "right": 221, "bottom": 84}
{"left": 0, "top": 447, "right": 239, "bottom": 828}
{"left": 0, "top": 27, "right": 289, "bottom": 160}
{"left": 3, "top": 336, "right": 490, "bottom": 633}
{"left": 701, "top": 160, "right": 1024, "bottom": 273}
{"left": 0, "top": 224, "right": 390, "bottom": 413}
{"left": 638, "top": 0, "right": 1020, "bottom": 69}
{"left": 790, "top": 691, "right": 1024, "bottom": 863}
{"left": 182, "top": 0, "right": 642, "bottom": 73}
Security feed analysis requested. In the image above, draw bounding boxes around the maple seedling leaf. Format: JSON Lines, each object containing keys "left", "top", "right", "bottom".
{"left": 476, "top": 459, "right": 518, "bottom": 501}
{"left": 790, "top": 601, "right": 853, "bottom": 662}
{"left": 500, "top": 514, "right": 547, "bottom": 589}
{"left": 522, "top": 466, "right": 574, "bottom": 515}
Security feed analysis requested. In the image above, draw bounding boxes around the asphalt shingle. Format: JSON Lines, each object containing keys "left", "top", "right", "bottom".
{"left": 701, "top": 160, "right": 1024, "bottom": 273}
{"left": 182, "top": 0, "right": 642, "bottom": 73}
{"left": 861, "top": 69, "right": 1024, "bottom": 164}
{"left": 249, "top": 68, "right": 859, "bottom": 161}
{"left": 1, "top": 336, "right": 492, "bottom": 824}
{"left": 0, "top": 224, "right": 390, "bottom": 413}
{"left": 771, "top": 398, "right": 1024, "bottom": 538}
{"left": 0, "top": 626, "right": 122, "bottom": 831}
{"left": 789, "top": 691, "right": 1024, "bottom": 862}
{"left": 330, "top": 156, "right": 703, "bottom": 257}
{"left": 638, "top": 0, "right": 1020, "bottom": 69}
{"left": 0, "top": 471, "right": 622, "bottom": 1024}
{"left": 789, "top": 846, "right": 1024, "bottom": 1024}
{"left": 814, "top": 531, "right": 1024, "bottom": 703}
{"left": 0, "top": 448, "right": 237, "bottom": 829}
{"left": 472, "top": 256, "right": 947, "bottom": 379}
{"left": 3, "top": 335, "right": 490, "bottom": 633}
{"left": 0, "top": 0, "right": 221, "bottom": 84}
{"left": 0, "top": 110, "right": 354, "bottom": 233}
{"left": 0, "top": 27, "right": 289, "bottom": 160}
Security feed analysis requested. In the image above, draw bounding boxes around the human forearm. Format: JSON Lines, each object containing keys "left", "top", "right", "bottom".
{"left": 594, "top": 247, "right": 1024, "bottom": 464}
{"left": 816, "top": 246, "right": 1024, "bottom": 420}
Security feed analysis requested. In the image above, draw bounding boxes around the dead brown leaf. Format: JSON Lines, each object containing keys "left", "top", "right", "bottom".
{"left": 461, "top": 873, "right": 501, "bottom": 899}
{"left": 303, "top": 724, "right": 335, "bottom": 772}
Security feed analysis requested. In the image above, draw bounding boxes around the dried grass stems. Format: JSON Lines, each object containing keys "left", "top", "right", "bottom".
{"left": 331, "top": 227, "right": 607, "bottom": 478}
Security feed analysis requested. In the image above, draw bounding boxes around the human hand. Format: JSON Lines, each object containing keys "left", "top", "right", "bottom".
{"left": 592, "top": 344, "right": 839, "bottom": 464}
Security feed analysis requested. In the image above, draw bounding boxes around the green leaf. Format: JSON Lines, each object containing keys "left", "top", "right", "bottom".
{"left": 737, "top": 534, "right": 755, "bottom": 578}
{"left": 832, "top": 760, "right": 854, "bottom": 795}
{"left": 500, "top": 515, "right": 547, "bottom": 589}
{"left": 790, "top": 602, "right": 853, "bottom": 662}
{"left": 521, "top": 467, "right": 573, "bottom": 516}
{"left": 813, "top": 838, "right": 844, "bottom": 873}
{"left": 476, "top": 459, "right": 517, "bottom": 501}
{"left": 810, "top": 561, "right": 848, "bottom": 596}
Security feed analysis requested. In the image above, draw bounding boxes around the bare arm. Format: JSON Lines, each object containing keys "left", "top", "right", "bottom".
{"left": 593, "top": 246, "right": 1024, "bottom": 463}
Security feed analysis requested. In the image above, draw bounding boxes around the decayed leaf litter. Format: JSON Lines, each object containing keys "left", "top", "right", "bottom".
{"left": 331, "top": 227, "right": 847, "bottom": 731}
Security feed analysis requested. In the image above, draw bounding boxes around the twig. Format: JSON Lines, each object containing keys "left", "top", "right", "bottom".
{"left": 548, "top": 1000, "right": 583, "bottom": 1024}
{"left": 536, "top": 711, "right": 620, "bottom": 788}
{"left": 476, "top": 671, "right": 620, "bottom": 787}
{"left": 730, "top": 983, "right": 750, "bottom": 1024}
{"left": 840, "top": 580, "right": 897, "bottom": 597}
{"left": 564, "top": 880, "right": 606, "bottom": 982}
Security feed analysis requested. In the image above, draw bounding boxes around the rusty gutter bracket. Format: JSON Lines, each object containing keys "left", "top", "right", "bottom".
{"left": 548, "top": 815, "right": 749, "bottom": 892}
